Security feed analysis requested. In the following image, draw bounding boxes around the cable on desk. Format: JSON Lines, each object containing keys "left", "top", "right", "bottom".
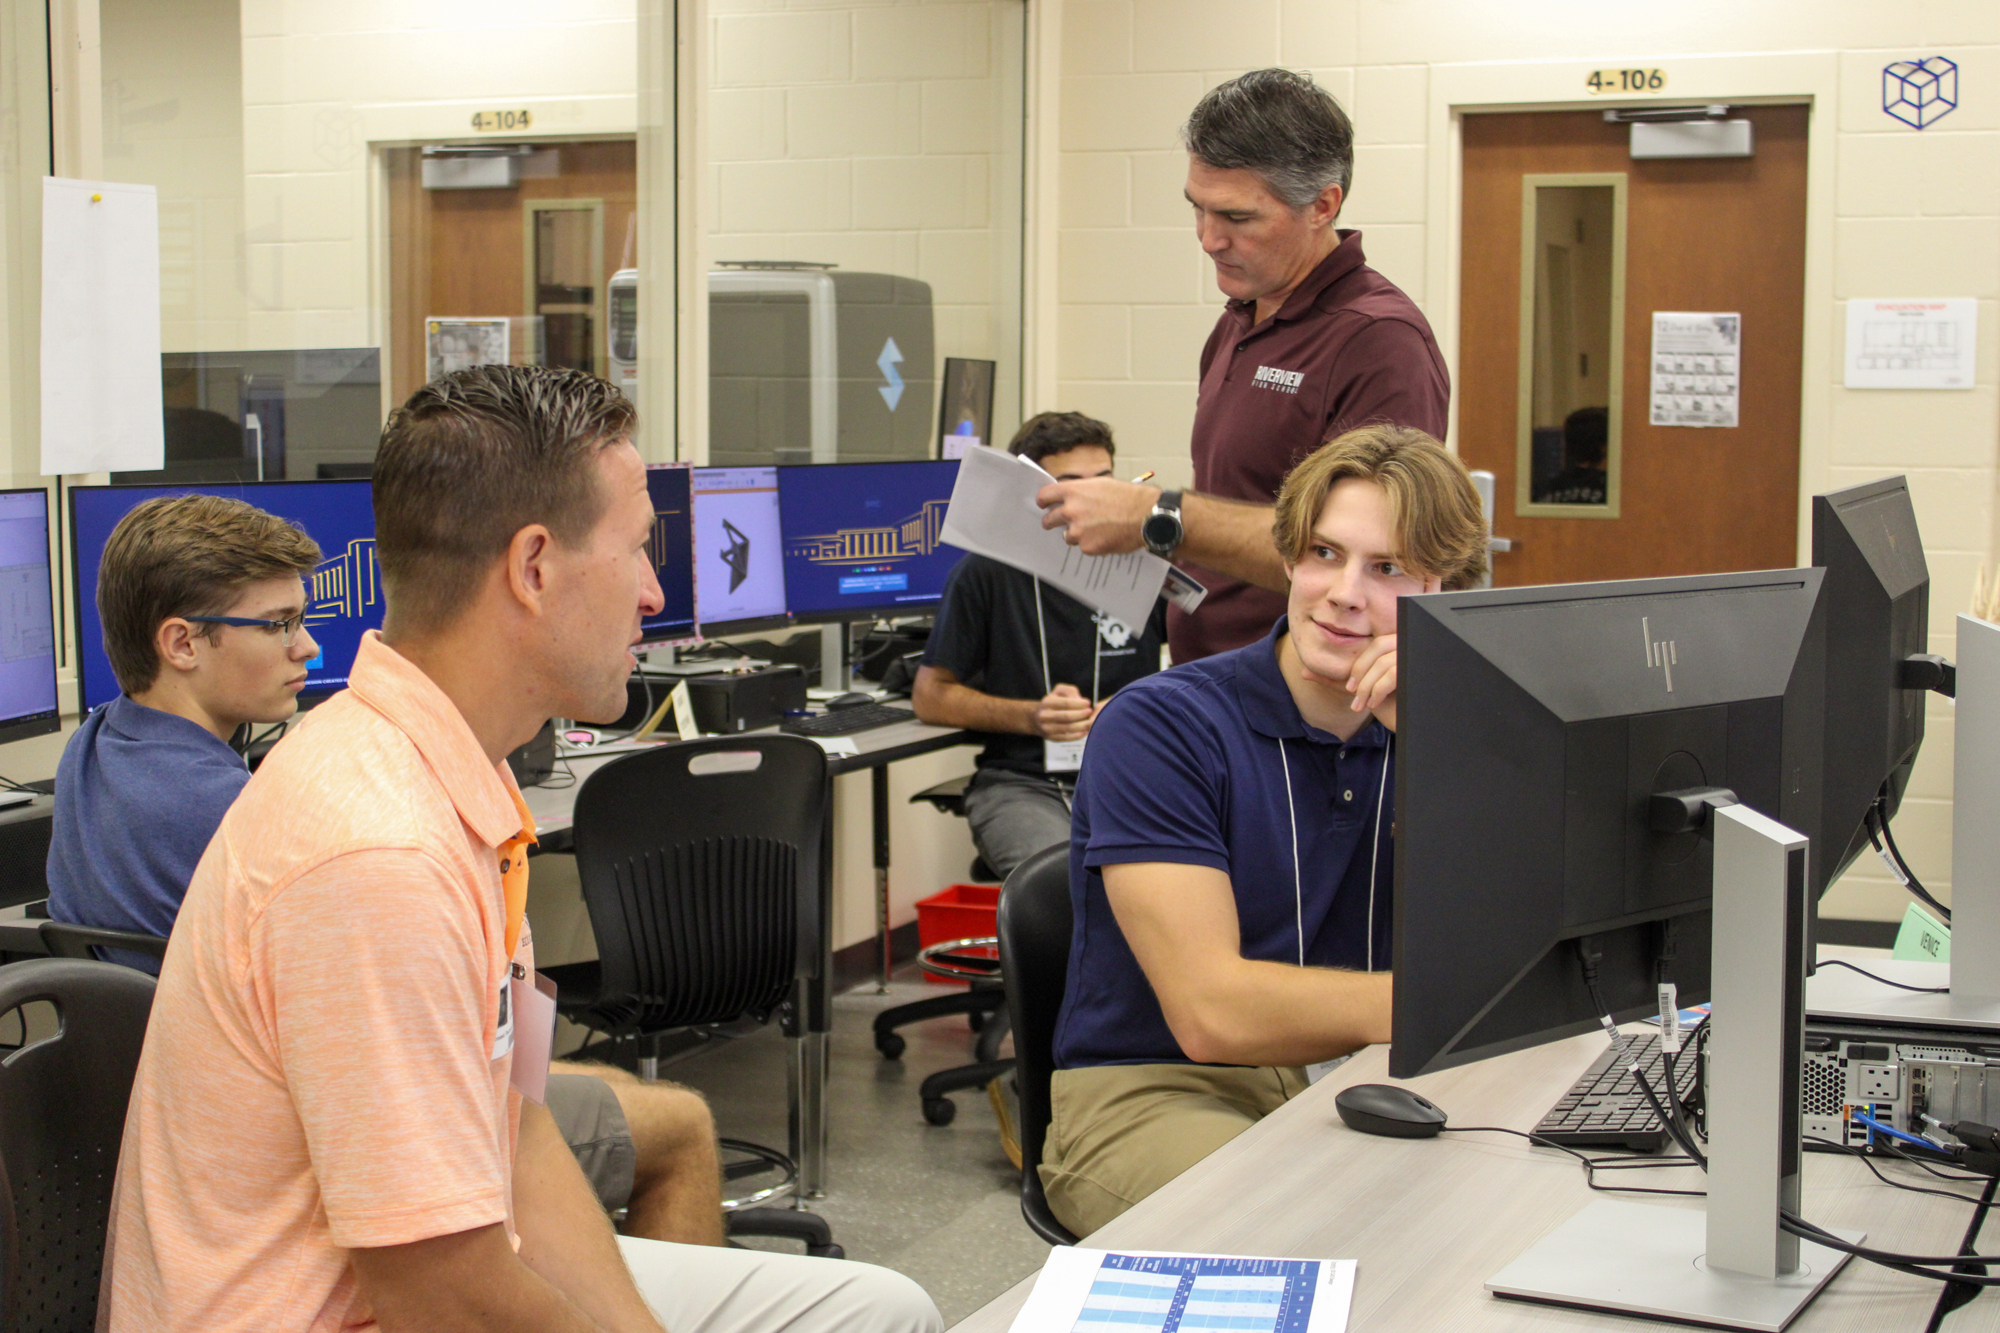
{"left": 1440, "top": 1125, "right": 1706, "bottom": 1199}
{"left": 1815, "top": 956, "right": 1949, "bottom": 993}
{"left": 1804, "top": 1136, "right": 1992, "bottom": 1206}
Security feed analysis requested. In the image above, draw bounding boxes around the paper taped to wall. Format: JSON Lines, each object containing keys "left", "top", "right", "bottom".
{"left": 41, "top": 178, "right": 165, "bottom": 475}
{"left": 939, "top": 445, "right": 1169, "bottom": 633}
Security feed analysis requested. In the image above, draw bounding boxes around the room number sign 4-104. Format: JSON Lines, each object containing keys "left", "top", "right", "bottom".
{"left": 1587, "top": 69, "right": 1666, "bottom": 93}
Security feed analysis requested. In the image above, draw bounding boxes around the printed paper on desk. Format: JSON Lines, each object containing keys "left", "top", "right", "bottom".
{"left": 940, "top": 445, "right": 1170, "bottom": 634}
{"left": 41, "top": 178, "right": 165, "bottom": 475}
{"left": 1008, "top": 1247, "right": 1355, "bottom": 1333}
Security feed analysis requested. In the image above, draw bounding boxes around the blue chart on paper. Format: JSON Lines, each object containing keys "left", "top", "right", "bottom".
{"left": 1072, "top": 1253, "right": 1321, "bottom": 1333}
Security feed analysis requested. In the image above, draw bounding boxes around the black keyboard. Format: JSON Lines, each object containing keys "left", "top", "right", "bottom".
{"left": 779, "top": 703, "right": 917, "bottom": 737}
{"left": 1532, "top": 1031, "right": 1699, "bottom": 1152}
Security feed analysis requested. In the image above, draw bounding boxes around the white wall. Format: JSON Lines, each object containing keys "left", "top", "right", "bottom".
{"left": 237, "top": 0, "right": 639, "bottom": 353}
{"left": 1050, "top": 1, "right": 2000, "bottom": 923}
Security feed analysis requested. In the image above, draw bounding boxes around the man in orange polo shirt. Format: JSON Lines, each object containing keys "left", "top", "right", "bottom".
{"left": 104, "top": 366, "right": 941, "bottom": 1332}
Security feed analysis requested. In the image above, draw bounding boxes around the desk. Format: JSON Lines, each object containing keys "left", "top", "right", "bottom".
{"left": 521, "top": 717, "right": 972, "bottom": 1199}
{"left": 951, "top": 1033, "right": 1992, "bottom": 1332}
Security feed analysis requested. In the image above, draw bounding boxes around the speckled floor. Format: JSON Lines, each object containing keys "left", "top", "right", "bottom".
{"left": 661, "top": 977, "right": 1050, "bottom": 1326}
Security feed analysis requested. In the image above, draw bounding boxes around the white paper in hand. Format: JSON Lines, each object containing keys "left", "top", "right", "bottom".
{"left": 940, "top": 445, "right": 1171, "bottom": 633}
{"left": 41, "top": 178, "right": 165, "bottom": 475}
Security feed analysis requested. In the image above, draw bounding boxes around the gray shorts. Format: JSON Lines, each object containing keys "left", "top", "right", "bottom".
{"left": 547, "top": 1073, "right": 637, "bottom": 1213}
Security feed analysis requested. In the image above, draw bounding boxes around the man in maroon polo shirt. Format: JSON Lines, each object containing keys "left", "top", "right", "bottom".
{"left": 1039, "top": 68, "right": 1449, "bottom": 662}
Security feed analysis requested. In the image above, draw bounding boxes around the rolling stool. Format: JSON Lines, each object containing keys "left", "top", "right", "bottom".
{"left": 874, "top": 775, "right": 1013, "bottom": 1124}
{"left": 908, "top": 937, "right": 1014, "bottom": 1126}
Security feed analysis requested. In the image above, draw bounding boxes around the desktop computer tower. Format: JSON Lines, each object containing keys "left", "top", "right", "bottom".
{"left": 709, "top": 267, "right": 935, "bottom": 467}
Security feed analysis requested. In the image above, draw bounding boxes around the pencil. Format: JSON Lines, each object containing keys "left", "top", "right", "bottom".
{"left": 1132, "top": 471, "right": 1156, "bottom": 484}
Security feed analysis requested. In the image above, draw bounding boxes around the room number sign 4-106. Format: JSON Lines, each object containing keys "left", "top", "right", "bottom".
{"left": 1587, "top": 69, "right": 1666, "bottom": 93}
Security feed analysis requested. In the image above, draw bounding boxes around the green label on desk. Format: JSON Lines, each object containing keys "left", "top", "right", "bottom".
{"left": 1892, "top": 902, "right": 1950, "bottom": 963}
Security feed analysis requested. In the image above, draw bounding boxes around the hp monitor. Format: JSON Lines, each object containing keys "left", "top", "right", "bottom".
{"left": 1390, "top": 568, "right": 1826, "bottom": 1079}
{"left": 641, "top": 464, "right": 697, "bottom": 645}
{"left": 776, "top": 460, "right": 961, "bottom": 623}
{"left": 0, "top": 489, "right": 59, "bottom": 745}
{"left": 71, "top": 481, "right": 380, "bottom": 712}
{"left": 1811, "top": 476, "right": 1931, "bottom": 900}
{"left": 690, "top": 466, "right": 790, "bottom": 636}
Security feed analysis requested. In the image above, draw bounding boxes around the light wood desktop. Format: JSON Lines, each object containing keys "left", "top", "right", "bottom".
{"left": 952, "top": 1007, "right": 1989, "bottom": 1331}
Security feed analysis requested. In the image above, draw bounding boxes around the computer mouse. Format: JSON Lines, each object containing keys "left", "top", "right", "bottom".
{"left": 1334, "top": 1083, "right": 1448, "bottom": 1138}
{"left": 827, "top": 692, "right": 874, "bottom": 711}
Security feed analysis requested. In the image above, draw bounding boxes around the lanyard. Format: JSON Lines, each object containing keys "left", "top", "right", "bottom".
{"left": 1032, "top": 579, "right": 1102, "bottom": 705}
{"left": 1276, "top": 731, "right": 1392, "bottom": 971}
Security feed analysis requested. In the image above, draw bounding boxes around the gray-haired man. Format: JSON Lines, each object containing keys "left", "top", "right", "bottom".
{"left": 1036, "top": 68, "right": 1450, "bottom": 663}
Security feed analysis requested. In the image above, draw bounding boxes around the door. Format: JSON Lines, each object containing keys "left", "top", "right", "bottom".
{"left": 1458, "top": 107, "right": 1808, "bottom": 586}
{"left": 386, "top": 140, "right": 637, "bottom": 405}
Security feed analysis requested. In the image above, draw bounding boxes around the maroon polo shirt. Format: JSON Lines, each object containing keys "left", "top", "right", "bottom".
{"left": 1169, "top": 230, "right": 1449, "bottom": 662}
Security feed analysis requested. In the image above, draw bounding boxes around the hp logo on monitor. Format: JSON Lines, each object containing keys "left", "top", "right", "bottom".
{"left": 1643, "top": 617, "right": 1678, "bottom": 692}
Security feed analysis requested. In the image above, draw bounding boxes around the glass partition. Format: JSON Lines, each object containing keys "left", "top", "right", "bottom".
{"left": 706, "top": 0, "right": 1027, "bottom": 466}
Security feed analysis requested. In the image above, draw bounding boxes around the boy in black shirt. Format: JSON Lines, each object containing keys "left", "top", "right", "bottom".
{"left": 915, "top": 413, "right": 1168, "bottom": 877}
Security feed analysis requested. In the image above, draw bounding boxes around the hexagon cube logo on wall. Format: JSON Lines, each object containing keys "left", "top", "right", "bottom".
{"left": 1882, "top": 56, "right": 1958, "bottom": 129}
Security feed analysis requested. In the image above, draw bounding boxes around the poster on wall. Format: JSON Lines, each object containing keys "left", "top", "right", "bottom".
{"left": 41, "top": 178, "right": 165, "bottom": 475}
{"left": 426, "top": 317, "right": 510, "bottom": 382}
{"left": 1649, "top": 312, "right": 1740, "bottom": 429}
{"left": 1843, "top": 298, "right": 1977, "bottom": 390}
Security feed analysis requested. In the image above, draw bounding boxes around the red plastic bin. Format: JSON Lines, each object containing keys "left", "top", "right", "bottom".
{"left": 914, "top": 883, "right": 1000, "bottom": 985}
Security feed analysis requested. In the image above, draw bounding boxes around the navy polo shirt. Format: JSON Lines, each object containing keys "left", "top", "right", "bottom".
{"left": 1054, "top": 618, "right": 1394, "bottom": 1069}
{"left": 46, "top": 695, "right": 249, "bottom": 974}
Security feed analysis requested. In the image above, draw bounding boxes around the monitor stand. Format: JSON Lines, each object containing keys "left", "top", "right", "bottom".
{"left": 1488, "top": 805, "right": 1862, "bottom": 1331}
{"left": 820, "top": 623, "right": 849, "bottom": 693}
{"left": 1806, "top": 612, "right": 2000, "bottom": 1033}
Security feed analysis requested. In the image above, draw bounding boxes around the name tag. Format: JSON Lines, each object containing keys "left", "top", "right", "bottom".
{"left": 492, "top": 975, "right": 514, "bottom": 1059}
{"left": 1305, "top": 1054, "right": 1351, "bottom": 1086}
{"left": 1043, "top": 738, "right": 1086, "bottom": 773}
{"left": 509, "top": 967, "right": 558, "bottom": 1105}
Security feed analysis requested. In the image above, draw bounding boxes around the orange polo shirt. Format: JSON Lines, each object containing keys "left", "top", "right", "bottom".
{"left": 104, "top": 632, "right": 539, "bottom": 1333}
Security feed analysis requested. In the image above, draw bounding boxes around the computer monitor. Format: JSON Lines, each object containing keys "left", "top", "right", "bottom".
{"left": 776, "top": 460, "right": 961, "bottom": 623}
{"left": 690, "top": 465, "right": 790, "bottom": 636}
{"left": 1389, "top": 568, "right": 1827, "bottom": 1079}
{"left": 71, "top": 481, "right": 380, "bottom": 713}
{"left": 1811, "top": 476, "right": 1930, "bottom": 901}
{"left": 0, "top": 489, "right": 60, "bottom": 745}
{"left": 641, "top": 464, "right": 697, "bottom": 645}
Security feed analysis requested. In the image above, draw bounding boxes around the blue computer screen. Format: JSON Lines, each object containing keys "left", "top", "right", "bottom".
{"left": 72, "top": 481, "right": 380, "bottom": 711}
{"left": 777, "top": 460, "right": 962, "bottom": 621}
{"left": 0, "top": 490, "right": 58, "bottom": 732}
{"left": 691, "top": 466, "right": 789, "bottom": 630}
{"left": 642, "top": 465, "right": 697, "bottom": 643}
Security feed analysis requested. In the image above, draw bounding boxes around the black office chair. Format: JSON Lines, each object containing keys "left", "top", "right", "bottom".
{"left": 998, "top": 843, "right": 1080, "bottom": 1245}
{"left": 539, "top": 736, "right": 843, "bottom": 1258}
{"left": 0, "top": 957, "right": 157, "bottom": 1332}
{"left": 870, "top": 774, "right": 1016, "bottom": 1125}
{"left": 37, "top": 920, "right": 168, "bottom": 964}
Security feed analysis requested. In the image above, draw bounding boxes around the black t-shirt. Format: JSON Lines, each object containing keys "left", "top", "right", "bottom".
{"left": 922, "top": 553, "right": 1168, "bottom": 777}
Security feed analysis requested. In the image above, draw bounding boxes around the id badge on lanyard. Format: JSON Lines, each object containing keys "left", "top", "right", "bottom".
{"left": 1043, "top": 738, "right": 1086, "bottom": 773}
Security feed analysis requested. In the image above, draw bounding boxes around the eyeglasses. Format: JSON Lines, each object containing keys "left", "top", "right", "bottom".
{"left": 185, "top": 613, "right": 309, "bottom": 647}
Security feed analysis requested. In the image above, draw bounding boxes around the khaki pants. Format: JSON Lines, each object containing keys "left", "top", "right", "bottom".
{"left": 1039, "top": 1063, "right": 1308, "bottom": 1237}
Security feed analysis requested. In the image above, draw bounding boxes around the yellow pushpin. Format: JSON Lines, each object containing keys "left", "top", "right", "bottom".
{"left": 90, "top": 193, "right": 101, "bottom": 202}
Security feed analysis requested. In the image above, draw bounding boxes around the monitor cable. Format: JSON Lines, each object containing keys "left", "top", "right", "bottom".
{"left": 1869, "top": 789, "right": 1951, "bottom": 923}
{"left": 1814, "top": 956, "right": 1947, "bottom": 994}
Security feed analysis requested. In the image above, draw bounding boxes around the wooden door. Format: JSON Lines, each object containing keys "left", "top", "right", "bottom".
{"left": 386, "top": 140, "right": 637, "bottom": 405}
{"left": 1459, "top": 107, "right": 1808, "bottom": 586}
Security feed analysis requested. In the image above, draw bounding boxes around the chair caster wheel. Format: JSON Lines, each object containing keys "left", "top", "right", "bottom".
{"left": 875, "top": 1030, "right": 906, "bottom": 1059}
{"left": 922, "top": 1096, "right": 957, "bottom": 1126}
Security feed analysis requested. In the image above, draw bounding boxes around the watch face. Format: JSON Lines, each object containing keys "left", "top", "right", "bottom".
{"left": 1143, "top": 511, "right": 1180, "bottom": 548}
